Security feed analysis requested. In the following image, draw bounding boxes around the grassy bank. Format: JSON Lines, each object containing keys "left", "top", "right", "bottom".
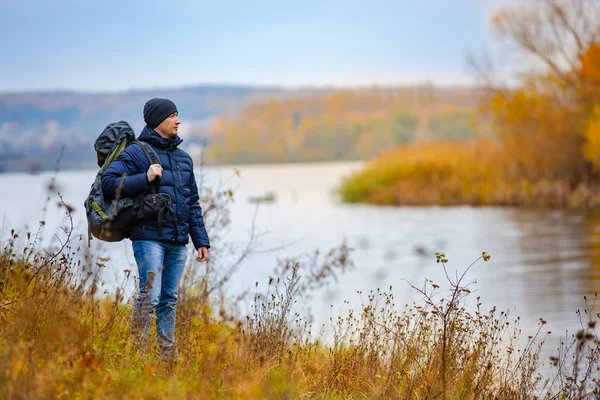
{"left": 2, "top": 229, "right": 600, "bottom": 399}
{"left": 339, "top": 140, "right": 600, "bottom": 208}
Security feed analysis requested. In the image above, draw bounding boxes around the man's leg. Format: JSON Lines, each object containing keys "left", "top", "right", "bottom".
{"left": 131, "top": 240, "right": 165, "bottom": 348}
{"left": 155, "top": 243, "right": 187, "bottom": 359}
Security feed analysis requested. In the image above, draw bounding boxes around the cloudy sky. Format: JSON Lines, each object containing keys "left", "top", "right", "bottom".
{"left": 0, "top": 0, "right": 514, "bottom": 92}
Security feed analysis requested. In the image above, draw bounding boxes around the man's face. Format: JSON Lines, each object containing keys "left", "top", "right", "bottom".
{"left": 154, "top": 112, "right": 181, "bottom": 138}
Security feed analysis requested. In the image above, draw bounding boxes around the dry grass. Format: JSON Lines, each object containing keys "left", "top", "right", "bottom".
{"left": 2, "top": 218, "right": 600, "bottom": 400}
{"left": 339, "top": 140, "right": 600, "bottom": 208}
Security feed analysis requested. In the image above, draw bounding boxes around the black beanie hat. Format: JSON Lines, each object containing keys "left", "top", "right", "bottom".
{"left": 143, "top": 98, "right": 178, "bottom": 129}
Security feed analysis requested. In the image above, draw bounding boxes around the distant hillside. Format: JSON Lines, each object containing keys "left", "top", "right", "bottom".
{"left": 0, "top": 84, "right": 484, "bottom": 172}
{"left": 0, "top": 85, "right": 329, "bottom": 172}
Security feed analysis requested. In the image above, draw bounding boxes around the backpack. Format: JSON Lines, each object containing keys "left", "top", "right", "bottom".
{"left": 84, "top": 121, "right": 168, "bottom": 244}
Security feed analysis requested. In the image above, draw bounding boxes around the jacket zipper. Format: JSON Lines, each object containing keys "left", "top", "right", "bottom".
{"left": 168, "top": 152, "right": 180, "bottom": 243}
{"left": 176, "top": 163, "right": 183, "bottom": 185}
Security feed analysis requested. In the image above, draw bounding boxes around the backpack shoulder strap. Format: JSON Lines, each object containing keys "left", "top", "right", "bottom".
{"left": 135, "top": 140, "right": 161, "bottom": 166}
{"left": 134, "top": 140, "right": 161, "bottom": 193}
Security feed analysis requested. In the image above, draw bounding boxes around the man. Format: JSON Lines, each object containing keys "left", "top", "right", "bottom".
{"left": 102, "top": 98, "right": 210, "bottom": 360}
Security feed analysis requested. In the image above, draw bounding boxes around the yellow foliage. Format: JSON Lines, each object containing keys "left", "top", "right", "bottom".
{"left": 583, "top": 106, "right": 600, "bottom": 169}
{"left": 581, "top": 43, "right": 600, "bottom": 86}
{"left": 491, "top": 9, "right": 509, "bottom": 28}
{"left": 487, "top": 82, "right": 586, "bottom": 182}
{"left": 207, "top": 88, "right": 480, "bottom": 164}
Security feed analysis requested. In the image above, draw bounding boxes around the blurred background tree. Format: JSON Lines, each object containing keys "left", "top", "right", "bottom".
{"left": 483, "top": 0, "right": 600, "bottom": 185}
{"left": 341, "top": 0, "right": 600, "bottom": 207}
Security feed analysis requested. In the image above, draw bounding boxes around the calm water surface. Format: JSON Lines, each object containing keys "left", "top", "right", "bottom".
{"left": 2, "top": 162, "right": 600, "bottom": 348}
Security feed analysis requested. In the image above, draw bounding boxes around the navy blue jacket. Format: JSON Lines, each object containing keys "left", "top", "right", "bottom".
{"left": 101, "top": 126, "right": 210, "bottom": 249}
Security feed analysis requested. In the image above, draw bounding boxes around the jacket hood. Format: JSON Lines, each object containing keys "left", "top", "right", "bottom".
{"left": 139, "top": 125, "right": 183, "bottom": 151}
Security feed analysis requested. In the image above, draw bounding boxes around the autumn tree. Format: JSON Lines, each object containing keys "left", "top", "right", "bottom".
{"left": 481, "top": 0, "right": 600, "bottom": 184}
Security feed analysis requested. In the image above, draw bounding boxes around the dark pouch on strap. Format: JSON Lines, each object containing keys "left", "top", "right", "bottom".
{"left": 133, "top": 192, "right": 175, "bottom": 236}
{"left": 132, "top": 141, "right": 175, "bottom": 236}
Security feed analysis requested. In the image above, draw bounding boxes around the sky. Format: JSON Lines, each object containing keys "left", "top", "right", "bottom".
{"left": 0, "top": 0, "right": 515, "bottom": 93}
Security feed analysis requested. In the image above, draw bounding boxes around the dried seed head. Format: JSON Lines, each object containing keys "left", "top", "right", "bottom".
{"left": 589, "top": 320, "right": 597, "bottom": 329}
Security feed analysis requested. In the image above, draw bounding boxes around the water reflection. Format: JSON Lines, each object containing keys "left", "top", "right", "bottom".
{"left": 513, "top": 210, "right": 600, "bottom": 293}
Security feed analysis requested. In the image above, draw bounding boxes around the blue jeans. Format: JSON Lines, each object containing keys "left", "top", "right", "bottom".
{"left": 131, "top": 240, "right": 187, "bottom": 357}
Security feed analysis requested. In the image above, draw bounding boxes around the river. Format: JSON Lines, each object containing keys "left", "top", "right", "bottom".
{"left": 1, "top": 161, "right": 599, "bottom": 352}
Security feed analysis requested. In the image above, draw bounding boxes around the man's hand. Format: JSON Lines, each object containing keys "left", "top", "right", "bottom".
{"left": 196, "top": 246, "right": 208, "bottom": 263}
{"left": 147, "top": 164, "right": 163, "bottom": 182}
